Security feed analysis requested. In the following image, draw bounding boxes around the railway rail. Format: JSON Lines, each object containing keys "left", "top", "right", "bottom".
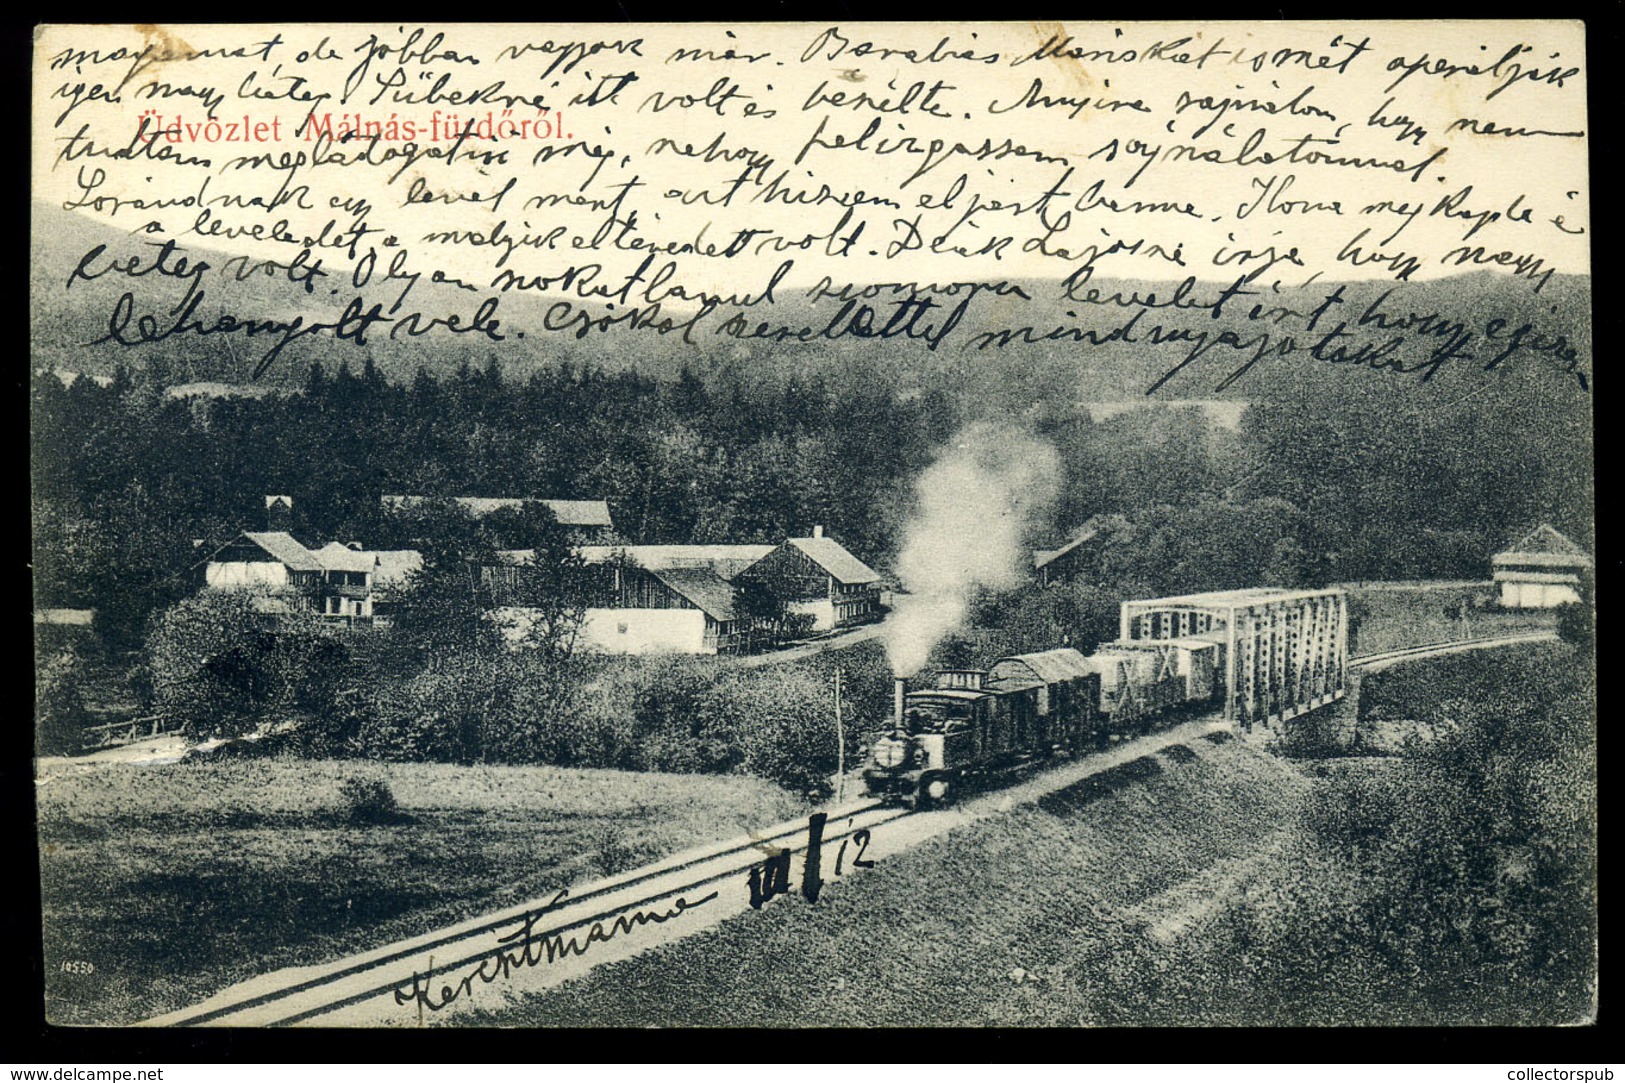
{"left": 139, "top": 629, "right": 1559, "bottom": 1028}
{"left": 1349, "top": 630, "right": 1557, "bottom": 669}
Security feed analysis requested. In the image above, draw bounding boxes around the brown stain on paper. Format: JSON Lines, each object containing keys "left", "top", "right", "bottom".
{"left": 133, "top": 23, "right": 196, "bottom": 73}
{"left": 1030, "top": 20, "right": 1094, "bottom": 97}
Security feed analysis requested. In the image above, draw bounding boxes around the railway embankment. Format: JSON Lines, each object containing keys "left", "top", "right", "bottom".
{"left": 462, "top": 729, "right": 1317, "bottom": 1027}
{"left": 465, "top": 640, "right": 1592, "bottom": 1027}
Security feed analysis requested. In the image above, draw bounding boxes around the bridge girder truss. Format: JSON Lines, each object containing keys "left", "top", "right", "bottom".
{"left": 1119, "top": 588, "right": 1349, "bottom": 729}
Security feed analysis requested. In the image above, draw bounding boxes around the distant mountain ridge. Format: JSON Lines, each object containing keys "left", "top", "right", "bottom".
{"left": 31, "top": 200, "right": 1591, "bottom": 405}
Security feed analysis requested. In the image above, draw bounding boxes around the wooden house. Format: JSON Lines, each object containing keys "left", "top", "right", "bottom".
{"left": 492, "top": 556, "right": 748, "bottom": 654}
{"left": 738, "top": 528, "right": 881, "bottom": 631}
{"left": 201, "top": 532, "right": 380, "bottom": 625}
{"left": 1492, "top": 525, "right": 1592, "bottom": 608}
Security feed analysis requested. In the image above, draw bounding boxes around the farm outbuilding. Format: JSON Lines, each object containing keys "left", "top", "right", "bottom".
{"left": 1119, "top": 587, "right": 1349, "bottom": 730}
{"left": 1492, "top": 525, "right": 1591, "bottom": 608}
{"left": 577, "top": 563, "right": 749, "bottom": 654}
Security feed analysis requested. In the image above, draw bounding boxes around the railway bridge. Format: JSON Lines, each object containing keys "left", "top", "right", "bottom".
{"left": 1119, "top": 587, "right": 1349, "bottom": 731}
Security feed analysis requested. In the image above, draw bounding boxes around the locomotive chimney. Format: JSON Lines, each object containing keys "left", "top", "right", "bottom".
{"left": 893, "top": 677, "right": 907, "bottom": 728}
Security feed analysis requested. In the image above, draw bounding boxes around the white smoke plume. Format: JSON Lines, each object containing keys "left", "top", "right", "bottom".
{"left": 884, "top": 423, "right": 1062, "bottom": 677}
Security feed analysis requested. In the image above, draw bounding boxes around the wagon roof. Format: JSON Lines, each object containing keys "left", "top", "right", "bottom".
{"left": 988, "top": 647, "right": 1095, "bottom": 683}
{"left": 908, "top": 688, "right": 989, "bottom": 702}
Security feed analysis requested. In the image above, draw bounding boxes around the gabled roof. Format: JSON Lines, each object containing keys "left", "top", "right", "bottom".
{"left": 381, "top": 495, "right": 614, "bottom": 528}
{"left": 990, "top": 648, "right": 1095, "bottom": 685}
{"left": 786, "top": 536, "right": 880, "bottom": 584}
{"left": 1034, "top": 525, "right": 1100, "bottom": 570}
{"left": 579, "top": 544, "right": 775, "bottom": 578}
{"left": 370, "top": 550, "right": 424, "bottom": 584}
{"left": 313, "top": 542, "right": 379, "bottom": 574}
{"left": 649, "top": 566, "right": 738, "bottom": 622}
{"left": 370, "top": 550, "right": 424, "bottom": 602}
{"left": 34, "top": 608, "right": 95, "bottom": 626}
{"left": 1494, "top": 524, "right": 1591, "bottom": 568}
{"left": 236, "top": 532, "right": 323, "bottom": 572}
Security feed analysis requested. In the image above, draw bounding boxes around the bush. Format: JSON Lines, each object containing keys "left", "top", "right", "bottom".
{"left": 591, "top": 824, "right": 637, "bottom": 877}
{"left": 338, "top": 776, "right": 406, "bottom": 825}
{"left": 1556, "top": 602, "right": 1593, "bottom": 650}
{"left": 351, "top": 664, "right": 484, "bottom": 763}
{"left": 694, "top": 667, "right": 840, "bottom": 797}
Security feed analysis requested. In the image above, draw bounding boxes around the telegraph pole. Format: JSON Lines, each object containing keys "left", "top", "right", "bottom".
{"left": 834, "top": 666, "right": 846, "bottom": 802}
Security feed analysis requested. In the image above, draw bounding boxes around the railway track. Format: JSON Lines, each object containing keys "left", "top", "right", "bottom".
{"left": 1350, "top": 630, "right": 1557, "bottom": 670}
{"left": 140, "top": 628, "right": 1558, "bottom": 1028}
{"left": 142, "top": 797, "right": 910, "bottom": 1028}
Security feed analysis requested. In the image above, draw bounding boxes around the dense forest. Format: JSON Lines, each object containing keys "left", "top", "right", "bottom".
{"left": 32, "top": 347, "right": 1590, "bottom": 648}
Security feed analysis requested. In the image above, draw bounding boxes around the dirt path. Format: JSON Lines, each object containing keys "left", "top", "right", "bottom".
{"left": 727, "top": 616, "right": 891, "bottom": 667}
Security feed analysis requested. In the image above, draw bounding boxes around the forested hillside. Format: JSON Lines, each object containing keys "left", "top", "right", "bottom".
{"left": 33, "top": 342, "right": 1590, "bottom": 655}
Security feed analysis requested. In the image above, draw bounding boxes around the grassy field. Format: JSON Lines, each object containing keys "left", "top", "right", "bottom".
{"left": 36, "top": 756, "right": 803, "bottom": 1026}
{"left": 464, "top": 643, "right": 1593, "bottom": 1027}
{"left": 1342, "top": 581, "right": 1555, "bottom": 656}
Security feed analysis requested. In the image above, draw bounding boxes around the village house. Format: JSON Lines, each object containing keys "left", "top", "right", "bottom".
{"left": 1492, "top": 524, "right": 1592, "bottom": 608}
{"left": 737, "top": 528, "right": 882, "bottom": 631}
{"left": 200, "top": 532, "right": 382, "bottom": 625}
{"left": 491, "top": 543, "right": 773, "bottom": 654}
{"left": 584, "top": 561, "right": 750, "bottom": 654}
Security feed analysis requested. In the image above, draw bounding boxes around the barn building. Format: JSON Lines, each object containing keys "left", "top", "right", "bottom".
{"left": 1118, "top": 587, "right": 1349, "bottom": 731}
{"left": 380, "top": 495, "right": 616, "bottom": 541}
{"left": 581, "top": 563, "right": 748, "bottom": 654}
{"left": 1492, "top": 525, "right": 1592, "bottom": 608}
{"left": 489, "top": 544, "right": 772, "bottom": 654}
{"left": 738, "top": 528, "right": 882, "bottom": 631}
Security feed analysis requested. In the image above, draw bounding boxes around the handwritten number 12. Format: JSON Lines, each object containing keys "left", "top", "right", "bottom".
{"left": 748, "top": 816, "right": 873, "bottom": 909}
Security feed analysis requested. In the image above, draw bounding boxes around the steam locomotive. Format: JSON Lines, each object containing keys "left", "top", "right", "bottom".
{"left": 862, "top": 638, "right": 1222, "bottom": 808}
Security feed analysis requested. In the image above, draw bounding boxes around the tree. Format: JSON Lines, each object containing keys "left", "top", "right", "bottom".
{"left": 378, "top": 498, "right": 596, "bottom": 762}
{"left": 145, "top": 590, "right": 347, "bottom": 736}
{"left": 35, "top": 643, "right": 91, "bottom": 755}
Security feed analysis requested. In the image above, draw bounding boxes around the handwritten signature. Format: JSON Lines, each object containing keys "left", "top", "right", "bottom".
{"left": 394, "top": 887, "right": 719, "bottom": 1014}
